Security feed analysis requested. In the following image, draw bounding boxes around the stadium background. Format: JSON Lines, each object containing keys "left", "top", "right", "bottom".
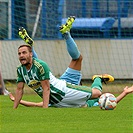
{"left": 0, "top": 0, "right": 133, "bottom": 92}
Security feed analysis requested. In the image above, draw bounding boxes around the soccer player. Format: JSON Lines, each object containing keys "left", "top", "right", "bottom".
{"left": 9, "top": 85, "right": 133, "bottom": 107}
{"left": 12, "top": 16, "right": 115, "bottom": 108}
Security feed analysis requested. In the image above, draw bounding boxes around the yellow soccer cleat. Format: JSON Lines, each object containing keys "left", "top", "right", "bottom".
{"left": 92, "top": 74, "right": 114, "bottom": 83}
{"left": 18, "top": 27, "right": 34, "bottom": 46}
{"left": 60, "top": 16, "right": 75, "bottom": 34}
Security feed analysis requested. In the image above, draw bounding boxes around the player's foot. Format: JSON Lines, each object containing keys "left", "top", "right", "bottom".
{"left": 4, "top": 89, "right": 10, "bottom": 95}
{"left": 18, "top": 27, "right": 34, "bottom": 46}
{"left": 60, "top": 16, "right": 75, "bottom": 34}
{"left": 92, "top": 74, "right": 114, "bottom": 84}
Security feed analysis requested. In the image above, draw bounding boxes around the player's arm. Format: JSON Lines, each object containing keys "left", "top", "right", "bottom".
{"left": 38, "top": 61, "right": 51, "bottom": 108}
{"left": 41, "top": 80, "right": 50, "bottom": 108}
{"left": 116, "top": 86, "right": 133, "bottom": 103}
{"left": 13, "top": 82, "right": 24, "bottom": 109}
{"left": 9, "top": 93, "right": 43, "bottom": 107}
{"left": 20, "top": 101, "right": 43, "bottom": 107}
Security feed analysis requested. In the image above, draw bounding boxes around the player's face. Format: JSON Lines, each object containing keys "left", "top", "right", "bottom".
{"left": 18, "top": 46, "right": 32, "bottom": 66}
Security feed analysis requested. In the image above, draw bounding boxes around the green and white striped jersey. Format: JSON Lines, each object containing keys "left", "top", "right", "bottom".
{"left": 17, "top": 58, "right": 92, "bottom": 107}
{"left": 17, "top": 57, "right": 66, "bottom": 104}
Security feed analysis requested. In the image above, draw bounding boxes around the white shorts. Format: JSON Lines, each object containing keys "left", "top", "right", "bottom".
{"left": 52, "top": 84, "right": 92, "bottom": 108}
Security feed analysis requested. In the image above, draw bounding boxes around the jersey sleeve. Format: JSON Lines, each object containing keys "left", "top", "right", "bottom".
{"left": 16, "top": 68, "right": 25, "bottom": 83}
{"left": 38, "top": 61, "right": 50, "bottom": 80}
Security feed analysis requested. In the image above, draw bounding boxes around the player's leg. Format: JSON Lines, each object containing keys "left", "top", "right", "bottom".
{"left": 60, "top": 32, "right": 82, "bottom": 85}
{"left": 54, "top": 75, "right": 114, "bottom": 108}
{"left": 86, "top": 74, "right": 114, "bottom": 107}
{"left": 18, "top": 27, "right": 38, "bottom": 58}
{"left": 63, "top": 32, "right": 82, "bottom": 70}
{"left": 0, "top": 71, "right": 9, "bottom": 95}
{"left": 59, "top": 16, "right": 82, "bottom": 85}
{"left": 60, "top": 16, "right": 82, "bottom": 70}
{"left": 91, "top": 74, "right": 114, "bottom": 98}
{"left": 86, "top": 99, "right": 99, "bottom": 107}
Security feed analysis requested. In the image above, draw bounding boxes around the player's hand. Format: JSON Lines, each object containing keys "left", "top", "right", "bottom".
{"left": 123, "top": 86, "right": 133, "bottom": 94}
{"left": 9, "top": 93, "right": 15, "bottom": 101}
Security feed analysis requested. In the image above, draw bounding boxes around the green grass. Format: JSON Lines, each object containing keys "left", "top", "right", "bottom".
{"left": 0, "top": 94, "right": 133, "bottom": 133}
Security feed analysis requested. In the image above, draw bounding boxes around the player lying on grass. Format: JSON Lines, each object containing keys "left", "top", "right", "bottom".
{"left": 9, "top": 85, "right": 133, "bottom": 107}
{"left": 11, "top": 16, "right": 133, "bottom": 108}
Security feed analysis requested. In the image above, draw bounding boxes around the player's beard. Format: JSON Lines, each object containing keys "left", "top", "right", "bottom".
{"left": 24, "top": 62, "right": 31, "bottom": 66}
{"left": 20, "top": 56, "right": 32, "bottom": 68}
{"left": 23, "top": 58, "right": 32, "bottom": 69}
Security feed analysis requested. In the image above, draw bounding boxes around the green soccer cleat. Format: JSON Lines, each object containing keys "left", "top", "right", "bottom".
{"left": 60, "top": 16, "right": 75, "bottom": 34}
{"left": 92, "top": 74, "right": 114, "bottom": 84}
{"left": 18, "top": 27, "right": 34, "bottom": 46}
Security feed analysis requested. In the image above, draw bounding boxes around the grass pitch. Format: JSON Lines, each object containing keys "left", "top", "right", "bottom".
{"left": 0, "top": 81, "right": 133, "bottom": 133}
{"left": 0, "top": 93, "right": 133, "bottom": 133}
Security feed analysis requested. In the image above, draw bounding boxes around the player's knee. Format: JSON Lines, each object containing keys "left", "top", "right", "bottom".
{"left": 73, "top": 54, "right": 83, "bottom": 61}
{"left": 77, "top": 54, "right": 83, "bottom": 61}
{"left": 91, "top": 88, "right": 102, "bottom": 98}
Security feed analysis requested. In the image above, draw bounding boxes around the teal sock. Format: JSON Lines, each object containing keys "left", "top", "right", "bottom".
{"left": 86, "top": 99, "right": 99, "bottom": 107}
{"left": 63, "top": 32, "right": 80, "bottom": 59}
{"left": 91, "top": 77, "right": 102, "bottom": 91}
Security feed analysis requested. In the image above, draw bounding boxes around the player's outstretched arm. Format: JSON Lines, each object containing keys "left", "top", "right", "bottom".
{"left": 116, "top": 86, "right": 133, "bottom": 103}
{"left": 9, "top": 93, "right": 43, "bottom": 107}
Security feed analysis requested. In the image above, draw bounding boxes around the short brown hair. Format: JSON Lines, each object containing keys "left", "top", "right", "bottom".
{"left": 18, "top": 45, "right": 32, "bottom": 52}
